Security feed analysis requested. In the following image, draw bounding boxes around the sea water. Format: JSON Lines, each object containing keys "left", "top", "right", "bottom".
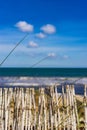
{"left": 0, "top": 68, "right": 87, "bottom": 77}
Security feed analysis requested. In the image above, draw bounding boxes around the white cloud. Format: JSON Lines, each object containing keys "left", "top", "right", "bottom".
{"left": 41, "top": 24, "right": 56, "bottom": 34}
{"left": 48, "top": 53, "right": 56, "bottom": 57}
{"left": 36, "top": 32, "right": 46, "bottom": 38}
{"left": 28, "top": 41, "right": 38, "bottom": 48}
{"left": 63, "top": 55, "right": 69, "bottom": 59}
{"left": 15, "top": 21, "right": 34, "bottom": 32}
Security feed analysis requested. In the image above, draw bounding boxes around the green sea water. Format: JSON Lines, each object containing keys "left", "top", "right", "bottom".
{"left": 0, "top": 68, "right": 87, "bottom": 77}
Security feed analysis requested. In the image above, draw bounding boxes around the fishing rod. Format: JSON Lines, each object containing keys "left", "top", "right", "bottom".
{"left": 0, "top": 33, "right": 29, "bottom": 66}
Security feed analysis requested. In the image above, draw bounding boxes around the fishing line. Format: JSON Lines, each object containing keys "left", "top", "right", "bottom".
{"left": 30, "top": 55, "right": 49, "bottom": 68}
{"left": 0, "top": 33, "right": 29, "bottom": 66}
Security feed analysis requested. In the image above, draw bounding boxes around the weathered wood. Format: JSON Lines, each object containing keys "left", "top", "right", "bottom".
{"left": 84, "top": 85, "right": 87, "bottom": 130}
{"left": 0, "top": 84, "right": 86, "bottom": 130}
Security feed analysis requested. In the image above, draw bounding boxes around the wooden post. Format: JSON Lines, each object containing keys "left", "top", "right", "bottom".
{"left": 66, "top": 85, "right": 70, "bottom": 130}
{"left": 38, "top": 88, "right": 41, "bottom": 130}
{"left": 0, "top": 88, "right": 3, "bottom": 129}
{"left": 49, "top": 87, "right": 54, "bottom": 130}
{"left": 4, "top": 88, "right": 9, "bottom": 130}
{"left": 21, "top": 88, "right": 25, "bottom": 130}
{"left": 84, "top": 85, "right": 87, "bottom": 130}
{"left": 43, "top": 88, "right": 47, "bottom": 130}
{"left": 29, "top": 88, "right": 32, "bottom": 130}
{"left": 62, "top": 85, "right": 67, "bottom": 130}
{"left": 54, "top": 86, "right": 59, "bottom": 130}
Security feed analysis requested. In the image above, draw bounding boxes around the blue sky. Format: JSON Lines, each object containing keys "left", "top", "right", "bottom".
{"left": 0, "top": 0, "right": 87, "bottom": 67}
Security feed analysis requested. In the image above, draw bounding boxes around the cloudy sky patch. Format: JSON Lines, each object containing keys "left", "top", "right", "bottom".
{"left": 36, "top": 32, "right": 46, "bottom": 39}
{"left": 28, "top": 41, "right": 38, "bottom": 48}
{"left": 41, "top": 24, "right": 56, "bottom": 34}
{"left": 15, "top": 21, "right": 34, "bottom": 32}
